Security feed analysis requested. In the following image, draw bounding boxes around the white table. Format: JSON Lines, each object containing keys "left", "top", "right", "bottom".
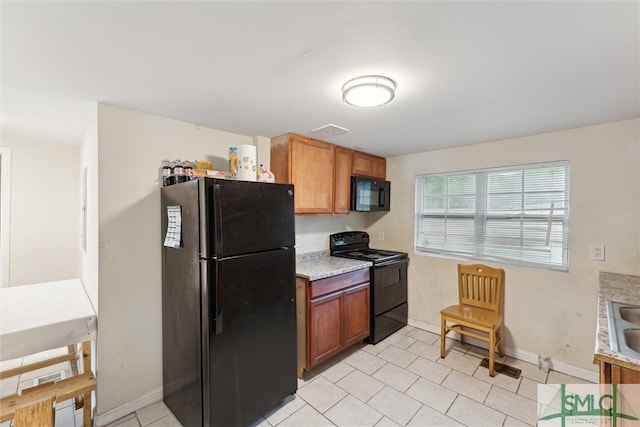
{"left": 0, "top": 279, "right": 97, "bottom": 361}
{"left": 0, "top": 279, "right": 97, "bottom": 426}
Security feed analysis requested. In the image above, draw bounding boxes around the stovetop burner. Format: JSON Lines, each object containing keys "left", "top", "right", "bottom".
{"left": 347, "top": 249, "right": 401, "bottom": 257}
{"left": 330, "top": 232, "right": 408, "bottom": 265}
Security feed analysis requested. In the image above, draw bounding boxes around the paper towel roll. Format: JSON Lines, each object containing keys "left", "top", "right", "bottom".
{"left": 236, "top": 144, "right": 257, "bottom": 181}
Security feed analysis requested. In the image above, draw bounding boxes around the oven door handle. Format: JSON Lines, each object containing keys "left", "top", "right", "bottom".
{"left": 378, "top": 188, "right": 385, "bottom": 207}
{"left": 374, "top": 258, "right": 408, "bottom": 268}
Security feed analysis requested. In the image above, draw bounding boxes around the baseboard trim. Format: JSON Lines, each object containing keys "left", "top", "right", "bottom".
{"left": 407, "top": 318, "right": 599, "bottom": 383}
{"left": 95, "top": 386, "right": 163, "bottom": 426}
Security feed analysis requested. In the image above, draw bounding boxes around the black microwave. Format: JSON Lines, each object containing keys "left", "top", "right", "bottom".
{"left": 351, "top": 176, "right": 391, "bottom": 212}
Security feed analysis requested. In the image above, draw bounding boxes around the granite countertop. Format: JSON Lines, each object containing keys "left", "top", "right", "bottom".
{"left": 593, "top": 271, "right": 640, "bottom": 371}
{"left": 296, "top": 251, "right": 372, "bottom": 281}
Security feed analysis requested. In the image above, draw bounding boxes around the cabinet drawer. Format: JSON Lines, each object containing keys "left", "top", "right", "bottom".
{"left": 309, "top": 268, "right": 370, "bottom": 299}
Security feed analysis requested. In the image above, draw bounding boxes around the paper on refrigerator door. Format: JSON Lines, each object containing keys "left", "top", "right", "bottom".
{"left": 164, "top": 205, "right": 182, "bottom": 248}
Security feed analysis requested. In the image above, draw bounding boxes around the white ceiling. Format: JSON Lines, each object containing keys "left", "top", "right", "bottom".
{"left": 2, "top": 1, "right": 639, "bottom": 158}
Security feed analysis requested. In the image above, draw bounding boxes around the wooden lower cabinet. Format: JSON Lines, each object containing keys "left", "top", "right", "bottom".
{"left": 308, "top": 291, "right": 344, "bottom": 367}
{"left": 296, "top": 269, "right": 370, "bottom": 377}
{"left": 307, "top": 281, "right": 370, "bottom": 369}
{"left": 343, "top": 283, "right": 370, "bottom": 346}
{"left": 598, "top": 360, "right": 640, "bottom": 426}
{"left": 599, "top": 360, "right": 640, "bottom": 383}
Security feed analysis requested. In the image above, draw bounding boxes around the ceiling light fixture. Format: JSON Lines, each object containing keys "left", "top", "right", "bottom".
{"left": 342, "top": 75, "right": 396, "bottom": 108}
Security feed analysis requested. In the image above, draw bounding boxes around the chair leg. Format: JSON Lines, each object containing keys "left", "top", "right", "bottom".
{"left": 459, "top": 327, "right": 465, "bottom": 345}
{"left": 488, "top": 329, "right": 496, "bottom": 376}
{"left": 497, "top": 328, "right": 505, "bottom": 357}
{"left": 440, "top": 316, "right": 446, "bottom": 358}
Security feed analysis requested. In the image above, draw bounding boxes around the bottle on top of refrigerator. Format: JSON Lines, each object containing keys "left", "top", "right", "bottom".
{"left": 173, "top": 160, "right": 188, "bottom": 184}
{"left": 184, "top": 159, "right": 194, "bottom": 180}
{"left": 161, "top": 160, "right": 172, "bottom": 187}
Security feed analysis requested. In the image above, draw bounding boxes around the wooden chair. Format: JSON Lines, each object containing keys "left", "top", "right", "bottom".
{"left": 440, "top": 264, "right": 505, "bottom": 376}
{"left": 13, "top": 396, "right": 55, "bottom": 427}
{"left": 0, "top": 343, "right": 96, "bottom": 426}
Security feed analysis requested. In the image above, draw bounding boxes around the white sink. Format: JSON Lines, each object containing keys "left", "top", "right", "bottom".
{"left": 624, "top": 328, "right": 640, "bottom": 354}
{"left": 619, "top": 306, "right": 640, "bottom": 325}
{"left": 607, "top": 300, "right": 640, "bottom": 358}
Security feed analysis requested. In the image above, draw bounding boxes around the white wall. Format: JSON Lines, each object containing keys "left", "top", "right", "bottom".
{"left": 368, "top": 119, "right": 640, "bottom": 375}
{"left": 95, "top": 104, "right": 256, "bottom": 419}
{"left": 1, "top": 139, "right": 80, "bottom": 286}
{"left": 1, "top": 147, "right": 11, "bottom": 286}
{"left": 79, "top": 105, "right": 100, "bottom": 312}
{"left": 253, "top": 135, "right": 271, "bottom": 170}
{"left": 295, "top": 213, "right": 380, "bottom": 254}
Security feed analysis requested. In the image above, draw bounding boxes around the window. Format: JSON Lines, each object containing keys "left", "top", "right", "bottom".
{"left": 415, "top": 161, "right": 570, "bottom": 271}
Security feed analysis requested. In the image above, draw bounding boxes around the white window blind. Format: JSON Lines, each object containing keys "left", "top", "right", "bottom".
{"left": 415, "top": 161, "right": 570, "bottom": 271}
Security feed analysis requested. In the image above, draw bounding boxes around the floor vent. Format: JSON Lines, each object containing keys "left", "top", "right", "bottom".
{"left": 33, "top": 370, "right": 67, "bottom": 386}
{"left": 479, "top": 358, "right": 522, "bottom": 379}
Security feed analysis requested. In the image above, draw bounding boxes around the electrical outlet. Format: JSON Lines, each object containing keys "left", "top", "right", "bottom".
{"left": 589, "top": 244, "right": 605, "bottom": 261}
{"left": 378, "top": 231, "right": 385, "bottom": 242}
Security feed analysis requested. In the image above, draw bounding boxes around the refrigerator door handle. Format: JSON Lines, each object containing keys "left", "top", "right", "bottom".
{"left": 199, "top": 179, "right": 210, "bottom": 259}
{"left": 202, "top": 260, "right": 223, "bottom": 335}
{"left": 213, "top": 183, "right": 224, "bottom": 257}
{"left": 199, "top": 259, "right": 211, "bottom": 426}
{"left": 214, "top": 267, "right": 223, "bottom": 335}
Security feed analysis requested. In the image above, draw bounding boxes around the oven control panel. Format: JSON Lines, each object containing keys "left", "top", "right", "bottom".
{"left": 330, "top": 231, "right": 370, "bottom": 251}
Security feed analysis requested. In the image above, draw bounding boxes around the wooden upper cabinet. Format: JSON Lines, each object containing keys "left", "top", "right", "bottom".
{"left": 271, "top": 133, "right": 334, "bottom": 214}
{"left": 333, "top": 146, "right": 352, "bottom": 214}
{"left": 352, "top": 150, "right": 386, "bottom": 179}
{"left": 271, "top": 133, "right": 385, "bottom": 214}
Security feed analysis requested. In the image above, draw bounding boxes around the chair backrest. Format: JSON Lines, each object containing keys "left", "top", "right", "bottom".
{"left": 457, "top": 264, "right": 504, "bottom": 313}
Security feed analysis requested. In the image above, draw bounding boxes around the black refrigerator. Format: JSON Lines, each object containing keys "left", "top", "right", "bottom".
{"left": 161, "top": 178, "right": 297, "bottom": 427}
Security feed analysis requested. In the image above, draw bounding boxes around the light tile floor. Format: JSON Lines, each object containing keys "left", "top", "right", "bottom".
{"left": 1, "top": 325, "right": 594, "bottom": 426}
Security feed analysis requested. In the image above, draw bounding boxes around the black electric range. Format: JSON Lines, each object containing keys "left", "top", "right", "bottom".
{"left": 330, "top": 232, "right": 409, "bottom": 343}
{"left": 330, "top": 232, "right": 408, "bottom": 265}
